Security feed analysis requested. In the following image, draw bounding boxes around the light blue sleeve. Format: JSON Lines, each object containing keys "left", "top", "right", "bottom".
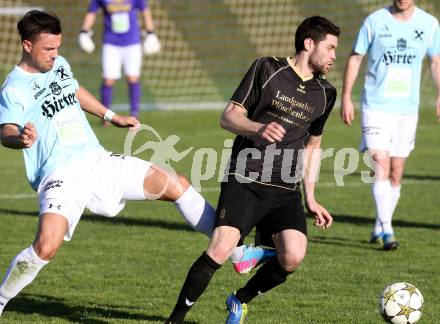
{"left": 353, "top": 17, "right": 372, "bottom": 55}
{"left": 0, "top": 86, "right": 26, "bottom": 127}
{"left": 427, "top": 19, "right": 440, "bottom": 57}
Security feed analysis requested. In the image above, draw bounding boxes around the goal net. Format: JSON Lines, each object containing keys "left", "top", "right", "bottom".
{"left": 0, "top": 0, "right": 438, "bottom": 110}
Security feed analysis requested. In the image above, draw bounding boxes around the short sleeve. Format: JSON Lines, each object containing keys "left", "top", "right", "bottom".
{"left": 427, "top": 19, "right": 440, "bottom": 57}
{"left": 87, "top": 0, "right": 101, "bottom": 13}
{"left": 353, "top": 17, "right": 372, "bottom": 55}
{"left": 308, "top": 88, "right": 336, "bottom": 136}
{"left": 230, "top": 58, "right": 265, "bottom": 111}
{"left": 0, "top": 86, "right": 27, "bottom": 127}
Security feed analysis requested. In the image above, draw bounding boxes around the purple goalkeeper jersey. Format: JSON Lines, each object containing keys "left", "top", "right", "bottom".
{"left": 88, "top": 0, "right": 147, "bottom": 46}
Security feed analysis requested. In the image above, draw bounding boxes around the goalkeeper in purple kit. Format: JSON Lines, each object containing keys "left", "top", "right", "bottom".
{"left": 79, "top": 0, "right": 161, "bottom": 121}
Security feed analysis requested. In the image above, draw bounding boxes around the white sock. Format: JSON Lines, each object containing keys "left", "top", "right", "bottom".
{"left": 372, "top": 180, "right": 393, "bottom": 234}
{"left": 0, "top": 245, "right": 48, "bottom": 314}
{"left": 390, "top": 185, "right": 401, "bottom": 216}
{"left": 174, "top": 185, "right": 215, "bottom": 236}
{"left": 373, "top": 218, "right": 382, "bottom": 236}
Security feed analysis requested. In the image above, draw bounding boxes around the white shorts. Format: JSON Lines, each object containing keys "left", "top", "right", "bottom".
{"left": 360, "top": 109, "right": 418, "bottom": 158}
{"left": 38, "top": 149, "right": 151, "bottom": 241}
{"left": 102, "top": 43, "right": 142, "bottom": 79}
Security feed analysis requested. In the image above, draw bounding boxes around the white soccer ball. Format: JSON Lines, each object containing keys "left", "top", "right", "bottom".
{"left": 379, "top": 282, "right": 424, "bottom": 324}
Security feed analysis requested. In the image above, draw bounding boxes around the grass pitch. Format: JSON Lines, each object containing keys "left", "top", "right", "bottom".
{"left": 0, "top": 108, "right": 439, "bottom": 323}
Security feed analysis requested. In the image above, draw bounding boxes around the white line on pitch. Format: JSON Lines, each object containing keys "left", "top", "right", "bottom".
{"left": 0, "top": 7, "right": 44, "bottom": 15}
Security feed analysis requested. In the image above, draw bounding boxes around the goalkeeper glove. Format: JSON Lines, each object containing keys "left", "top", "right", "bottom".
{"left": 78, "top": 30, "right": 95, "bottom": 54}
{"left": 143, "top": 32, "right": 161, "bottom": 55}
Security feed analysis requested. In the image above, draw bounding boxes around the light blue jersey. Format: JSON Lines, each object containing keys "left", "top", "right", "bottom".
{"left": 353, "top": 7, "right": 440, "bottom": 114}
{"left": 0, "top": 56, "right": 102, "bottom": 190}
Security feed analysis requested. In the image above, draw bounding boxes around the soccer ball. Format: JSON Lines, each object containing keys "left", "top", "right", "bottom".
{"left": 379, "top": 282, "right": 424, "bottom": 324}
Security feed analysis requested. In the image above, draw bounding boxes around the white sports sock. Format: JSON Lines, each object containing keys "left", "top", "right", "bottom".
{"left": 373, "top": 218, "right": 382, "bottom": 236}
{"left": 390, "top": 185, "right": 401, "bottom": 217}
{"left": 0, "top": 245, "right": 48, "bottom": 313}
{"left": 372, "top": 180, "right": 393, "bottom": 234}
{"left": 174, "top": 185, "right": 215, "bottom": 236}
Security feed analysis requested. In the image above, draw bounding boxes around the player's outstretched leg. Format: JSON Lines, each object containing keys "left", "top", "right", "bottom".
{"left": 143, "top": 166, "right": 215, "bottom": 236}
{"left": 145, "top": 166, "right": 274, "bottom": 272}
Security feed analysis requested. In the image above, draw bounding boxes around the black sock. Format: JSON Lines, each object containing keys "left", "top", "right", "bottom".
{"left": 235, "top": 257, "right": 293, "bottom": 304}
{"left": 167, "top": 252, "right": 221, "bottom": 323}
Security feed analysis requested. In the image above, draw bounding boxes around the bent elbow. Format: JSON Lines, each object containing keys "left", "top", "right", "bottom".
{"left": 220, "top": 114, "right": 230, "bottom": 130}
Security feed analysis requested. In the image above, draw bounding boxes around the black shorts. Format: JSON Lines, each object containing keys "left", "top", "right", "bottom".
{"left": 215, "top": 179, "right": 307, "bottom": 247}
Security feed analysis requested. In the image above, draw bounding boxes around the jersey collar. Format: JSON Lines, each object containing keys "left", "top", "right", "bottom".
{"left": 287, "top": 57, "right": 314, "bottom": 82}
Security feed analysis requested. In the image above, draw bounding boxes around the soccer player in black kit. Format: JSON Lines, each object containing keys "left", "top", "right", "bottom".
{"left": 166, "top": 16, "right": 340, "bottom": 323}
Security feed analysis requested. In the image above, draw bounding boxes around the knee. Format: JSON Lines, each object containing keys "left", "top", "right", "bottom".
{"left": 103, "top": 79, "right": 115, "bottom": 87}
{"left": 165, "top": 173, "right": 190, "bottom": 201}
{"left": 389, "top": 171, "right": 402, "bottom": 186}
{"left": 127, "top": 76, "right": 140, "bottom": 84}
{"left": 33, "top": 241, "right": 60, "bottom": 261}
{"left": 206, "top": 245, "right": 234, "bottom": 265}
{"left": 278, "top": 249, "right": 306, "bottom": 272}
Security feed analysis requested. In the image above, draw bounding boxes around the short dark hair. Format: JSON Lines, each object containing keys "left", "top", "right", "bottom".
{"left": 294, "top": 16, "right": 340, "bottom": 54}
{"left": 17, "top": 10, "right": 61, "bottom": 42}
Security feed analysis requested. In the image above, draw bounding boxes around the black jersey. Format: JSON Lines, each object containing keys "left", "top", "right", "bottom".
{"left": 227, "top": 56, "right": 337, "bottom": 187}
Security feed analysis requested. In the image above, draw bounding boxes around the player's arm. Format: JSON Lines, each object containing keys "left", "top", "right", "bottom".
{"left": 81, "top": 11, "right": 96, "bottom": 31}
{"left": 302, "top": 135, "right": 332, "bottom": 229}
{"left": 0, "top": 123, "right": 37, "bottom": 149}
{"left": 341, "top": 51, "right": 364, "bottom": 125}
{"left": 429, "top": 54, "right": 440, "bottom": 121}
{"left": 220, "top": 101, "right": 285, "bottom": 143}
{"left": 76, "top": 86, "right": 139, "bottom": 128}
{"left": 142, "top": 7, "right": 155, "bottom": 32}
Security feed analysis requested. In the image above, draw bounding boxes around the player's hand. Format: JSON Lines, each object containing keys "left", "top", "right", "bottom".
{"left": 143, "top": 32, "right": 161, "bottom": 55}
{"left": 111, "top": 114, "right": 140, "bottom": 129}
{"left": 306, "top": 199, "right": 333, "bottom": 229}
{"left": 341, "top": 97, "right": 355, "bottom": 125}
{"left": 78, "top": 30, "right": 95, "bottom": 54}
{"left": 20, "top": 122, "right": 37, "bottom": 148}
{"left": 257, "top": 122, "right": 285, "bottom": 143}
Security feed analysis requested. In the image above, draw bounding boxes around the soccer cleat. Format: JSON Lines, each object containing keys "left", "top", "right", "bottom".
{"left": 383, "top": 233, "right": 399, "bottom": 251}
{"left": 226, "top": 293, "right": 248, "bottom": 324}
{"left": 233, "top": 245, "right": 276, "bottom": 275}
{"left": 369, "top": 232, "right": 384, "bottom": 246}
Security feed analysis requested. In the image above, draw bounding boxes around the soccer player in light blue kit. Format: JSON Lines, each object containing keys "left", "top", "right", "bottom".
{"left": 79, "top": 0, "right": 161, "bottom": 121}
{"left": 341, "top": 0, "right": 440, "bottom": 250}
{"left": 0, "top": 10, "right": 267, "bottom": 316}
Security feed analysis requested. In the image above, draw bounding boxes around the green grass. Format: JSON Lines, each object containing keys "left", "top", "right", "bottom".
{"left": 0, "top": 108, "right": 439, "bottom": 323}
